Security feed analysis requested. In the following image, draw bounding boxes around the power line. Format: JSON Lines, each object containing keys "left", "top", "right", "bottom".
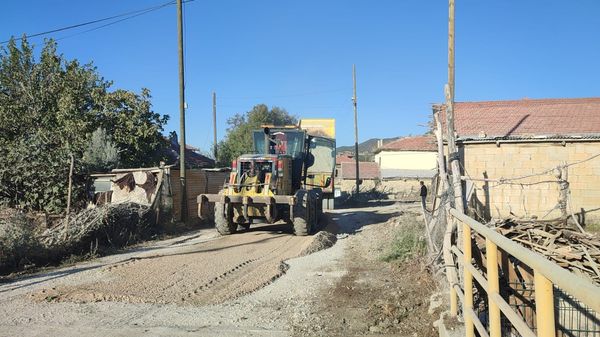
{"left": 1, "top": 0, "right": 194, "bottom": 45}
{"left": 55, "top": 4, "right": 172, "bottom": 42}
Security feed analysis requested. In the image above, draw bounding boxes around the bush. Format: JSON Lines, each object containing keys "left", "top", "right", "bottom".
{"left": 0, "top": 212, "right": 43, "bottom": 273}
{"left": 380, "top": 222, "right": 427, "bottom": 262}
{"left": 0, "top": 203, "right": 158, "bottom": 276}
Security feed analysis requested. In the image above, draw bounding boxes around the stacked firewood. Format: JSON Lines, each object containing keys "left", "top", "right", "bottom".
{"left": 492, "top": 219, "right": 600, "bottom": 285}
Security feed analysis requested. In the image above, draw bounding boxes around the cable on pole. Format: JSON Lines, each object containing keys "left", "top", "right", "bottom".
{"left": 1, "top": 0, "right": 195, "bottom": 45}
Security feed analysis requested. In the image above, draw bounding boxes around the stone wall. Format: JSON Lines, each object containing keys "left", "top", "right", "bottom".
{"left": 462, "top": 141, "right": 600, "bottom": 224}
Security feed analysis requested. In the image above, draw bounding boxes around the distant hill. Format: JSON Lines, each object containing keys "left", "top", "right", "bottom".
{"left": 337, "top": 137, "right": 400, "bottom": 155}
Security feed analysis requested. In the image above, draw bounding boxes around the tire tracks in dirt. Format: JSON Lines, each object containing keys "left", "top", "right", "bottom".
{"left": 27, "top": 226, "right": 316, "bottom": 306}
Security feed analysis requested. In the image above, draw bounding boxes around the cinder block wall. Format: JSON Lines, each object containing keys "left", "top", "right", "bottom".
{"left": 462, "top": 141, "right": 600, "bottom": 224}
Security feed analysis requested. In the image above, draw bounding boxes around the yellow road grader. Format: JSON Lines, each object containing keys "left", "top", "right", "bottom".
{"left": 198, "top": 119, "right": 336, "bottom": 236}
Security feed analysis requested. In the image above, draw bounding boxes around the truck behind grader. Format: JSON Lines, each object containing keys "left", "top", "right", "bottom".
{"left": 198, "top": 119, "right": 336, "bottom": 236}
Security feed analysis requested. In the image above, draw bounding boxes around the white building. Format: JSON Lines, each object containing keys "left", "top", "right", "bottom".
{"left": 374, "top": 135, "right": 437, "bottom": 178}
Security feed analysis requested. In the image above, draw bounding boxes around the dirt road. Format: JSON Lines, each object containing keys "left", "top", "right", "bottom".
{"left": 0, "top": 202, "right": 437, "bottom": 336}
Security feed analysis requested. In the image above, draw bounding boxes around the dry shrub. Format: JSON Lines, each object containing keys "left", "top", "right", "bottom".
{"left": 0, "top": 203, "right": 157, "bottom": 276}
{"left": 0, "top": 211, "right": 43, "bottom": 273}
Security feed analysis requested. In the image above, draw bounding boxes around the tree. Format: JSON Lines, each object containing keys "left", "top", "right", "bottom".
{"left": 81, "top": 128, "right": 119, "bottom": 173}
{"left": 0, "top": 37, "right": 169, "bottom": 212}
{"left": 217, "top": 104, "right": 296, "bottom": 165}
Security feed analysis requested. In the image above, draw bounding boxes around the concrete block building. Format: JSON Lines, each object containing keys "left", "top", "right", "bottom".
{"left": 438, "top": 97, "right": 600, "bottom": 224}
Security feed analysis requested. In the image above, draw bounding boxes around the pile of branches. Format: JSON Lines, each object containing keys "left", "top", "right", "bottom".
{"left": 40, "top": 202, "right": 156, "bottom": 259}
{"left": 493, "top": 219, "right": 600, "bottom": 285}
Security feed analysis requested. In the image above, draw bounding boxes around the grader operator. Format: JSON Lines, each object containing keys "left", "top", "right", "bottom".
{"left": 198, "top": 119, "right": 335, "bottom": 236}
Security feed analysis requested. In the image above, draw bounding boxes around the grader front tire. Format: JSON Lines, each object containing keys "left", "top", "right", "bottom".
{"left": 215, "top": 202, "right": 237, "bottom": 235}
{"left": 293, "top": 191, "right": 310, "bottom": 236}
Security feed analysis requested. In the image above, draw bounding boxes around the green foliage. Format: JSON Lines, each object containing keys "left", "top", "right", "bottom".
{"left": 380, "top": 221, "right": 427, "bottom": 262}
{"left": 217, "top": 104, "right": 296, "bottom": 165}
{"left": 0, "top": 38, "right": 169, "bottom": 212}
{"left": 82, "top": 128, "right": 119, "bottom": 172}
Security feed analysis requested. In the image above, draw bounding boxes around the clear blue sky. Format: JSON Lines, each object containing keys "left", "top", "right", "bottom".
{"left": 2, "top": 1, "right": 600, "bottom": 151}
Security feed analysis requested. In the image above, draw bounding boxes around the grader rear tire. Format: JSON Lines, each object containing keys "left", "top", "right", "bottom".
{"left": 215, "top": 202, "right": 237, "bottom": 235}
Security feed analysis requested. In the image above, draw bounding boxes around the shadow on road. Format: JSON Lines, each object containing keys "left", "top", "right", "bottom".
{"left": 0, "top": 264, "right": 103, "bottom": 293}
{"left": 329, "top": 204, "right": 404, "bottom": 235}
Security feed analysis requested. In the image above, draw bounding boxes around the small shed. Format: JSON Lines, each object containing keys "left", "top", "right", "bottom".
{"left": 91, "top": 166, "right": 230, "bottom": 225}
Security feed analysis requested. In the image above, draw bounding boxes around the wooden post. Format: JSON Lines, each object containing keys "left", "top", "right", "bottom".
{"left": 177, "top": 0, "right": 188, "bottom": 223}
{"left": 486, "top": 239, "right": 501, "bottom": 337}
{"left": 534, "top": 271, "right": 556, "bottom": 337}
{"left": 445, "top": 85, "right": 465, "bottom": 214}
{"left": 445, "top": 0, "right": 464, "bottom": 214}
{"left": 434, "top": 107, "right": 459, "bottom": 316}
{"left": 213, "top": 91, "right": 218, "bottom": 161}
{"left": 448, "top": 0, "right": 455, "bottom": 99}
{"left": 463, "top": 222, "right": 474, "bottom": 337}
{"left": 352, "top": 64, "right": 360, "bottom": 195}
{"left": 433, "top": 108, "right": 450, "bottom": 190}
{"left": 64, "top": 153, "right": 74, "bottom": 239}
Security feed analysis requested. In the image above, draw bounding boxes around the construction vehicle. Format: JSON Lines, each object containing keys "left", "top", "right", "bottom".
{"left": 198, "top": 119, "right": 335, "bottom": 236}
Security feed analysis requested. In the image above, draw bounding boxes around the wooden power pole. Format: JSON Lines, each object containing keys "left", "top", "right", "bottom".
{"left": 177, "top": 0, "right": 187, "bottom": 223}
{"left": 352, "top": 64, "right": 360, "bottom": 195}
{"left": 213, "top": 91, "right": 218, "bottom": 160}
{"left": 446, "top": 0, "right": 464, "bottom": 214}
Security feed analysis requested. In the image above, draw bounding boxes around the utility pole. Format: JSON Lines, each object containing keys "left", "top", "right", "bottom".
{"left": 213, "top": 91, "right": 218, "bottom": 161}
{"left": 446, "top": 0, "right": 463, "bottom": 213}
{"left": 177, "top": 0, "right": 187, "bottom": 223}
{"left": 446, "top": 0, "right": 472, "bottom": 334}
{"left": 352, "top": 64, "right": 360, "bottom": 195}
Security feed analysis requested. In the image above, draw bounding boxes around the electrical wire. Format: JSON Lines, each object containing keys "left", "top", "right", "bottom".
{"left": 1, "top": 0, "right": 195, "bottom": 45}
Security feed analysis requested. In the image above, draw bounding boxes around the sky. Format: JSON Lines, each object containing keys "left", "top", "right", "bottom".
{"left": 2, "top": 1, "right": 600, "bottom": 152}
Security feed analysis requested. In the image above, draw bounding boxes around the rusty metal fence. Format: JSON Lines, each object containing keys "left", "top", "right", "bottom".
{"left": 447, "top": 208, "right": 600, "bottom": 337}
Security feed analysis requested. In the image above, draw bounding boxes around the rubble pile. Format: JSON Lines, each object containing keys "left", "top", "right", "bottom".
{"left": 493, "top": 219, "right": 600, "bottom": 285}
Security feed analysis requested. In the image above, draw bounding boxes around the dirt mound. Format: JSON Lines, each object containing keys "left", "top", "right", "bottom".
{"left": 300, "top": 231, "right": 337, "bottom": 256}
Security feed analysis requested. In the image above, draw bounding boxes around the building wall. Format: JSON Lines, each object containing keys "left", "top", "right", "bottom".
{"left": 339, "top": 178, "right": 434, "bottom": 202}
{"left": 462, "top": 141, "right": 600, "bottom": 224}
{"left": 170, "top": 169, "right": 230, "bottom": 224}
{"left": 375, "top": 151, "right": 437, "bottom": 170}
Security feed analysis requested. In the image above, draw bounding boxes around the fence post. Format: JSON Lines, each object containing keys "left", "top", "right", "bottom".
{"left": 486, "top": 239, "right": 501, "bottom": 337}
{"left": 534, "top": 272, "right": 556, "bottom": 337}
{"left": 463, "top": 222, "right": 474, "bottom": 337}
{"left": 450, "top": 287, "right": 458, "bottom": 316}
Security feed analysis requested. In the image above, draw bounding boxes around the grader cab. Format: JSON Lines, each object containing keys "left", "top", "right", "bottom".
{"left": 198, "top": 119, "right": 335, "bottom": 236}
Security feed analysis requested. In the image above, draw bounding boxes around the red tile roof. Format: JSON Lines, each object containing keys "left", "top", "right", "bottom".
{"left": 340, "top": 162, "right": 380, "bottom": 179}
{"left": 336, "top": 153, "right": 355, "bottom": 165}
{"left": 376, "top": 135, "right": 437, "bottom": 152}
{"left": 439, "top": 97, "right": 600, "bottom": 139}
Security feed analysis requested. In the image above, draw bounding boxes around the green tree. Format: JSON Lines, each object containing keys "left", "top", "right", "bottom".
{"left": 81, "top": 128, "right": 119, "bottom": 173}
{"left": 217, "top": 104, "right": 296, "bottom": 165}
{"left": 0, "top": 37, "right": 168, "bottom": 212}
